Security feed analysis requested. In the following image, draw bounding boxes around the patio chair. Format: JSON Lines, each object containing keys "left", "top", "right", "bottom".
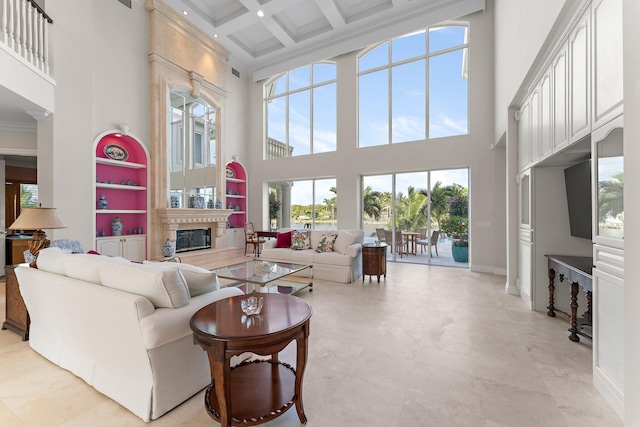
{"left": 416, "top": 230, "right": 440, "bottom": 257}
{"left": 375, "top": 228, "right": 387, "bottom": 242}
{"left": 244, "top": 222, "right": 266, "bottom": 256}
{"left": 384, "top": 229, "right": 407, "bottom": 257}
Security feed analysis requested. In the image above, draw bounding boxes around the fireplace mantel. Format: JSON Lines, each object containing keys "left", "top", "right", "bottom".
{"left": 157, "top": 208, "right": 233, "bottom": 226}
{"left": 157, "top": 209, "right": 233, "bottom": 246}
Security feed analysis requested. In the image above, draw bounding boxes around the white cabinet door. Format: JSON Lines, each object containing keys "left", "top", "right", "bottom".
{"left": 122, "top": 236, "right": 146, "bottom": 262}
{"left": 569, "top": 10, "right": 591, "bottom": 143}
{"left": 530, "top": 90, "right": 541, "bottom": 164}
{"left": 591, "top": 0, "right": 623, "bottom": 129}
{"left": 96, "top": 238, "right": 122, "bottom": 258}
{"left": 96, "top": 236, "right": 146, "bottom": 262}
{"left": 518, "top": 101, "right": 531, "bottom": 172}
{"left": 539, "top": 73, "right": 553, "bottom": 159}
{"left": 553, "top": 45, "right": 568, "bottom": 151}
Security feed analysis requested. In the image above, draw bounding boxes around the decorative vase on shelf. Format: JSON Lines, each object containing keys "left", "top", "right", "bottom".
{"left": 97, "top": 195, "right": 108, "bottom": 210}
{"left": 215, "top": 199, "right": 222, "bottom": 209}
{"left": 228, "top": 202, "right": 234, "bottom": 209}
{"left": 207, "top": 199, "right": 214, "bottom": 209}
{"left": 188, "top": 195, "right": 196, "bottom": 208}
{"left": 235, "top": 204, "right": 240, "bottom": 211}
{"left": 111, "top": 217, "right": 123, "bottom": 236}
{"left": 170, "top": 196, "right": 179, "bottom": 208}
{"left": 163, "top": 239, "right": 175, "bottom": 258}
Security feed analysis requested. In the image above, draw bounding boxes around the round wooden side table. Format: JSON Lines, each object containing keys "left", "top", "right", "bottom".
{"left": 190, "top": 293, "right": 312, "bottom": 427}
{"left": 362, "top": 242, "right": 387, "bottom": 283}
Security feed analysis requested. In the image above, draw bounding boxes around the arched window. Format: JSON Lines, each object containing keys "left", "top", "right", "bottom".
{"left": 264, "top": 62, "right": 337, "bottom": 158}
{"left": 358, "top": 24, "right": 469, "bottom": 147}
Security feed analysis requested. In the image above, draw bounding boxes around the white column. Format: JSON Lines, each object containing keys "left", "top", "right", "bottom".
{"left": 7, "top": 0, "right": 13, "bottom": 49}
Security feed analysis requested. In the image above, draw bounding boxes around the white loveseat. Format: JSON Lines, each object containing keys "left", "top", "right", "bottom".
{"left": 15, "top": 248, "right": 243, "bottom": 422}
{"left": 260, "top": 229, "right": 364, "bottom": 283}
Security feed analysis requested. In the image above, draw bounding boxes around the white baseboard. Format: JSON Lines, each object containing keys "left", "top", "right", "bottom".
{"left": 594, "top": 367, "right": 625, "bottom": 421}
{"left": 470, "top": 265, "right": 493, "bottom": 274}
{"left": 505, "top": 281, "right": 520, "bottom": 295}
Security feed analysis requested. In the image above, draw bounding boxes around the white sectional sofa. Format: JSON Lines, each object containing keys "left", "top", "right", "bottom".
{"left": 260, "top": 229, "right": 364, "bottom": 283}
{"left": 15, "top": 247, "right": 243, "bottom": 422}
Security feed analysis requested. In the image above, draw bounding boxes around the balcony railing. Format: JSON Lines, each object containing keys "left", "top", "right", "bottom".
{"left": 266, "top": 137, "right": 294, "bottom": 159}
{"left": 0, "top": 0, "right": 53, "bottom": 76}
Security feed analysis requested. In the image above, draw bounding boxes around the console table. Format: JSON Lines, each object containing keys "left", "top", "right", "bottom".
{"left": 190, "top": 293, "right": 311, "bottom": 427}
{"left": 545, "top": 255, "right": 593, "bottom": 342}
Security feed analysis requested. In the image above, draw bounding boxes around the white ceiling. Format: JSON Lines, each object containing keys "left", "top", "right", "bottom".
{"left": 163, "top": 0, "right": 485, "bottom": 81}
{"left": 0, "top": 0, "right": 485, "bottom": 134}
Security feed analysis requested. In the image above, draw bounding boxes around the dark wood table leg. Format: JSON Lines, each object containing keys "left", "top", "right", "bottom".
{"left": 212, "top": 358, "right": 232, "bottom": 427}
{"left": 569, "top": 282, "right": 580, "bottom": 342}
{"left": 294, "top": 335, "right": 309, "bottom": 424}
{"left": 584, "top": 291, "right": 593, "bottom": 324}
{"left": 547, "top": 268, "right": 556, "bottom": 317}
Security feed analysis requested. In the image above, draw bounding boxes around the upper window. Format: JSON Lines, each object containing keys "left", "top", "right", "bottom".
{"left": 358, "top": 24, "right": 469, "bottom": 147}
{"left": 264, "top": 63, "right": 337, "bottom": 158}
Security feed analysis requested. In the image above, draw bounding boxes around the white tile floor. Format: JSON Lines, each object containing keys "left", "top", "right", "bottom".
{"left": 0, "top": 261, "right": 622, "bottom": 426}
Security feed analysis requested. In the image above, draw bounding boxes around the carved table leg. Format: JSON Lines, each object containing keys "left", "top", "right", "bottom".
{"left": 294, "top": 335, "right": 309, "bottom": 424}
{"left": 547, "top": 268, "right": 556, "bottom": 317}
{"left": 583, "top": 291, "right": 593, "bottom": 324}
{"left": 569, "top": 282, "right": 580, "bottom": 342}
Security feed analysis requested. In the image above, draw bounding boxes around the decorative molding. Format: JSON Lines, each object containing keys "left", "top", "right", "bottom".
{"left": 24, "top": 109, "right": 51, "bottom": 121}
{"left": 157, "top": 208, "right": 233, "bottom": 224}
{"left": 0, "top": 147, "right": 38, "bottom": 156}
{"left": 148, "top": 52, "right": 228, "bottom": 99}
{"left": 0, "top": 121, "right": 37, "bottom": 133}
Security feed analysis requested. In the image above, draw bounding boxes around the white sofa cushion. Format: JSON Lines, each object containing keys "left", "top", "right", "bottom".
{"left": 100, "top": 263, "right": 191, "bottom": 308}
{"left": 64, "top": 253, "right": 132, "bottom": 284}
{"left": 36, "top": 247, "right": 67, "bottom": 274}
{"left": 313, "top": 251, "right": 356, "bottom": 267}
{"left": 333, "top": 231, "right": 358, "bottom": 254}
{"left": 144, "top": 261, "right": 220, "bottom": 297}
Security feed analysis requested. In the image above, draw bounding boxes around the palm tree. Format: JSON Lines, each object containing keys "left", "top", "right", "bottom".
{"left": 599, "top": 172, "right": 623, "bottom": 221}
{"left": 363, "top": 186, "right": 383, "bottom": 221}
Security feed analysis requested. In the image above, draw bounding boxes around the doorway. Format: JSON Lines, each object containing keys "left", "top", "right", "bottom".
{"left": 362, "top": 168, "right": 469, "bottom": 268}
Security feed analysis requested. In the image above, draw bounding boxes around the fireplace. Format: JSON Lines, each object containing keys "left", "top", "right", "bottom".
{"left": 176, "top": 228, "right": 211, "bottom": 253}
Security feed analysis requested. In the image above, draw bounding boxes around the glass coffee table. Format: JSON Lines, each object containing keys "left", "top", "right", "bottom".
{"left": 211, "top": 259, "right": 313, "bottom": 294}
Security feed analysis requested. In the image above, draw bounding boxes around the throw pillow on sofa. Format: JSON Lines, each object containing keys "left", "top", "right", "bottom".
{"left": 291, "top": 230, "right": 311, "bottom": 250}
{"left": 333, "top": 231, "right": 359, "bottom": 255}
{"left": 275, "top": 231, "right": 293, "bottom": 248}
{"left": 99, "top": 263, "right": 191, "bottom": 308}
{"left": 316, "top": 234, "right": 338, "bottom": 252}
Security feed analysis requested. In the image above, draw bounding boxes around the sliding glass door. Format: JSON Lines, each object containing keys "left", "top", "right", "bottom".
{"left": 362, "top": 168, "right": 469, "bottom": 267}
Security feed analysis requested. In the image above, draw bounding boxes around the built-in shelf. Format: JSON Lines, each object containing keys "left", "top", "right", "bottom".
{"left": 226, "top": 194, "right": 245, "bottom": 199}
{"left": 225, "top": 162, "right": 247, "bottom": 228}
{"left": 226, "top": 177, "right": 245, "bottom": 184}
{"left": 96, "top": 183, "right": 147, "bottom": 190}
{"left": 96, "top": 210, "right": 147, "bottom": 214}
{"left": 96, "top": 157, "right": 146, "bottom": 169}
{"left": 230, "top": 211, "right": 246, "bottom": 215}
{"left": 95, "top": 132, "right": 149, "bottom": 261}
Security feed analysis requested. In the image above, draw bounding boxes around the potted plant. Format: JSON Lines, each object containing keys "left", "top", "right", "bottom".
{"left": 440, "top": 215, "right": 468, "bottom": 262}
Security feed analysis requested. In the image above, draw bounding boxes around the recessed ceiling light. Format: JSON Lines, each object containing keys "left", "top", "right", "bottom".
{"left": 257, "top": 10, "right": 264, "bottom": 17}
{"left": 114, "top": 133, "right": 122, "bottom": 137}
{"left": 182, "top": 10, "right": 188, "bottom": 16}
{"left": 213, "top": 34, "right": 218, "bottom": 38}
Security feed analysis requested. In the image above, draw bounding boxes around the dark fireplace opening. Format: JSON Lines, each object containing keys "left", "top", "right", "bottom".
{"left": 176, "top": 228, "right": 211, "bottom": 253}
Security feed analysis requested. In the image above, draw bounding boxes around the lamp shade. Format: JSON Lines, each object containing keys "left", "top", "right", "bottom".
{"left": 9, "top": 207, "right": 67, "bottom": 231}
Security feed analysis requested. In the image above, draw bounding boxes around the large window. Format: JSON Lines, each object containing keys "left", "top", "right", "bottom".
{"left": 268, "top": 179, "right": 337, "bottom": 230}
{"left": 358, "top": 24, "right": 469, "bottom": 147}
{"left": 264, "top": 63, "right": 337, "bottom": 158}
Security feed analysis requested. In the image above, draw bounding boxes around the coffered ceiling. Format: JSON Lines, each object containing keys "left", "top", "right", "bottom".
{"left": 162, "top": 0, "right": 485, "bottom": 81}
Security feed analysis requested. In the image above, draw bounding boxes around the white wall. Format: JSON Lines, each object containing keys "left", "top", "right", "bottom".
{"left": 623, "top": 0, "right": 640, "bottom": 424}
{"left": 42, "top": 0, "right": 150, "bottom": 251}
{"left": 493, "top": 0, "right": 567, "bottom": 140}
{"left": 0, "top": 131, "right": 37, "bottom": 153}
{"left": 245, "top": 8, "right": 505, "bottom": 273}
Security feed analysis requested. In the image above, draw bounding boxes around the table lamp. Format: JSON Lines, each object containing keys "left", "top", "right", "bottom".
{"left": 9, "top": 207, "right": 67, "bottom": 267}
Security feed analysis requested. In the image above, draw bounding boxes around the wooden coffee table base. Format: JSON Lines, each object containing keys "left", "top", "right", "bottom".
{"left": 205, "top": 360, "right": 299, "bottom": 425}
{"left": 191, "top": 294, "right": 311, "bottom": 427}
